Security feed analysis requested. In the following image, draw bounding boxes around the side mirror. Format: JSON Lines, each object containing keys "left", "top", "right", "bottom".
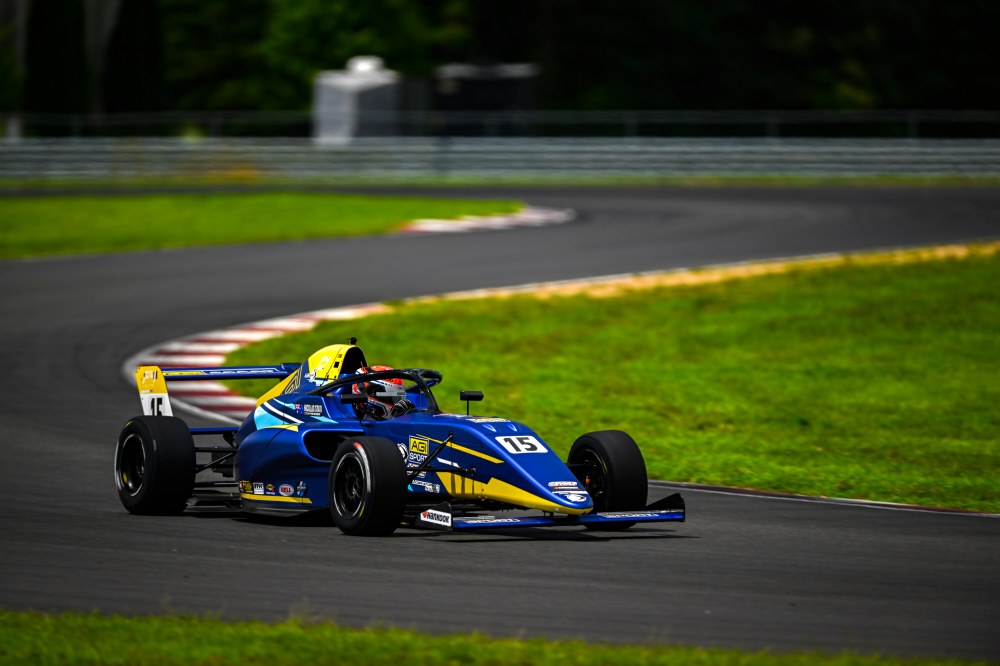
{"left": 460, "top": 390, "right": 484, "bottom": 416}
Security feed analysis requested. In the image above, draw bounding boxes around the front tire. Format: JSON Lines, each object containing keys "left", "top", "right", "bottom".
{"left": 328, "top": 437, "right": 406, "bottom": 536}
{"left": 114, "top": 416, "right": 195, "bottom": 515}
{"left": 568, "top": 430, "right": 648, "bottom": 530}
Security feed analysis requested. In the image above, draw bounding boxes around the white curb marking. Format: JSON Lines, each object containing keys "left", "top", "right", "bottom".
{"left": 399, "top": 207, "right": 575, "bottom": 235}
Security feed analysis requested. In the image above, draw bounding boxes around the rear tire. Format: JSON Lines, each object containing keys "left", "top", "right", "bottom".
{"left": 568, "top": 430, "right": 647, "bottom": 530}
{"left": 114, "top": 416, "right": 195, "bottom": 515}
{"left": 328, "top": 436, "right": 406, "bottom": 536}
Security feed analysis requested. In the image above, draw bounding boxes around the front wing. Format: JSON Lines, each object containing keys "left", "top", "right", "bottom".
{"left": 413, "top": 493, "right": 685, "bottom": 531}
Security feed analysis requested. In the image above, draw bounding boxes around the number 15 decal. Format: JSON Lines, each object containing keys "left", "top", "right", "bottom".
{"left": 496, "top": 435, "right": 546, "bottom": 454}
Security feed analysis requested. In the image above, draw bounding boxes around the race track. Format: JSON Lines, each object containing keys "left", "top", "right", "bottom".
{"left": 1, "top": 186, "right": 998, "bottom": 659}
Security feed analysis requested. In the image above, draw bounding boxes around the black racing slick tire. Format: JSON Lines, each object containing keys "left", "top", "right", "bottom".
{"left": 114, "top": 416, "right": 196, "bottom": 515}
{"left": 568, "top": 430, "right": 648, "bottom": 531}
{"left": 328, "top": 437, "right": 407, "bottom": 536}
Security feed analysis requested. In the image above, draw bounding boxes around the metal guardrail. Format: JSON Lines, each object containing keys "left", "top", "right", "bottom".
{"left": 2, "top": 138, "right": 999, "bottom": 178}
{"left": 6, "top": 109, "right": 1000, "bottom": 138}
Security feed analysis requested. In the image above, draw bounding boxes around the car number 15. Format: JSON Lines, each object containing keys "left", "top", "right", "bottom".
{"left": 496, "top": 435, "right": 547, "bottom": 454}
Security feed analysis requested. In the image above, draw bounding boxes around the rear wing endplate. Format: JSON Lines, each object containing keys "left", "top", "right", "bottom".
{"left": 134, "top": 363, "right": 299, "bottom": 417}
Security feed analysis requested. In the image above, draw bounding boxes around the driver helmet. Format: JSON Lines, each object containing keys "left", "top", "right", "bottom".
{"left": 352, "top": 365, "right": 406, "bottom": 419}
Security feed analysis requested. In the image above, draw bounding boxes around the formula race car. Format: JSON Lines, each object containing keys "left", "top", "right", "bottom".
{"left": 115, "top": 340, "right": 684, "bottom": 535}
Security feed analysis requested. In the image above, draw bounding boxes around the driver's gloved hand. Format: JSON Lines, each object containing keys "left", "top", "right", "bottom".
{"left": 390, "top": 398, "right": 415, "bottom": 418}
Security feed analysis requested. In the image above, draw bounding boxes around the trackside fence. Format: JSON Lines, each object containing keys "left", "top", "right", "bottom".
{"left": 2, "top": 138, "right": 999, "bottom": 179}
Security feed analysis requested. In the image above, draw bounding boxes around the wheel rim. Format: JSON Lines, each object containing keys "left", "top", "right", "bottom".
{"left": 575, "top": 449, "right": 608, "bottom": 506}
{"left": 119, "top": 434, "right": 145, "bottom": 496}
{"left": 333, "top": 451, "right": 367, "bottom": 519}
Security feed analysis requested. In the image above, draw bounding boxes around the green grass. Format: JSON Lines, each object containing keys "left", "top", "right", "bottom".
{"left": 0, "top": 193, "right": 521, "bottom": 259}
{"left": 2, "top": 173, "right": 1000, "bottom": 191}
{"left": 225, "top": 245, "right": 1000, "bottom": 513}
{"left": 0, "top": 610, "right": 984, "bottom": 666}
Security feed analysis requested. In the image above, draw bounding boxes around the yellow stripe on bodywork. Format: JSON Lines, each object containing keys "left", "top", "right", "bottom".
{"left": 240, "top": 493, "right": 313, "bottom": 504}
{"left": 415, "top": 435, "right": 504, "bottom": 465}
{"left": 446, "top": 442, "right": 503, "bottom": 465}
{"left": 436, "top": 472, "right": 588, "bottom": 515}
{"left": 260, "top": 424, "right": 299, "bottom": 432}
{"left": 256, "top": 369, "right": 301, "bottom": 406}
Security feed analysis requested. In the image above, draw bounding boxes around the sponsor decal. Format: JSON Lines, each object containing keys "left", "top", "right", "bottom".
{"left": 278, "top": 484, "right": 294, "bottom": 497}
{"left": 239, "top": 480, "right": 253, "bottom": 493}
{"left": 412, "top": 479, "right": 441, "bottom": 493}
{"left": 408, "top": 452, "right": 428, "bottom": 464}
{"left": 293, "top": 402, "right": 322, "bottom": 416}
{"left": 174, "top": 368, "right": 285, "bottom": 376}
{"left": 600, "top": 512, "right": 662, "bottom": 518}
{"left": 469, "top": 418, "right": 510, "bottom": 423}
{"left": 548, "top": 481, "right": 581, "bottom": 489}
{"left": 303, "top": 371, "right": 325, "bottom": 386}
{"left": 409, "top": 437, "right": 429, "bottom": 455}
{"left": 495, "top": 435, "right": 546, "bottom": 454}
{"left": 295, "top": 481, "right": 307, "bottom": 498}
{"left": 252, "top": 482, "right": 264, "bottom": 495}
{"left": 420, "top": 509, "right": 452, "bottom": 528}
{"left": 313, "top": 355, "right": 333, "bottom": 377}
{"left": 397, "top": 443, "right": 408, "bottom": 459}
{"left": 266, "top": 483, "right": 275, "bottom": 492}
{"left": 561, "top": 493, "right": 588, "bottom": 503}
{"left": 463, "top": 517, "right": 520, "bottom": 524}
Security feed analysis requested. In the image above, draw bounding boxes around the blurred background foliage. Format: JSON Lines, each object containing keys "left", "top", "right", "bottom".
{"left": 5, "top": 0, "right": 1000, "bottom": 114}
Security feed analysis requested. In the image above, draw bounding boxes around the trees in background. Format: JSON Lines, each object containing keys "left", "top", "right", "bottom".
{"left": 6, "top": 0, "right": 1000, "bottom": 114}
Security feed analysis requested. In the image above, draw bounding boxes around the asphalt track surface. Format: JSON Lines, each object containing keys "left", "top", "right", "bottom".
{"left": 1, "top": 186, "right": 999, "bottom": 659}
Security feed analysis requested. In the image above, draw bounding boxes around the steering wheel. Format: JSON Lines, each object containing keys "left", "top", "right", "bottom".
{"left": 405, "top": 368, "right": 443, "bottom": 387}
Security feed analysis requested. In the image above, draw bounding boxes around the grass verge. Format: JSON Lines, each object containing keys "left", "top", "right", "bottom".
{"left": 225, "top": 243, "right": 1000, "bottom": 513}
{"left": 0, "top": 609, "right": 985, "bottom": 666}
{"left": 0, "top": 192, "right": 521, "bottom": 259}
{"left": 2, "top": 174, "right": 1000, "bottom": 190}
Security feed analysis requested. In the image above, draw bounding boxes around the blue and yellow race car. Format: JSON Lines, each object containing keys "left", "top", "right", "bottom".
{"left": 115, "top": 340, "right": 685, "bottom": 535}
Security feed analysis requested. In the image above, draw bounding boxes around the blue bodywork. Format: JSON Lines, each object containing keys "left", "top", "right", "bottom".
{"left": 157, "top": 343, "right": 685, "bottom": 530}
{"left": 232, "top": 392, "right": 595, "bottom": 516}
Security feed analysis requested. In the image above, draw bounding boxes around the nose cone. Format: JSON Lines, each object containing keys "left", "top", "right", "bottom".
{"left": 546, "top": 488, "right": 593, "bottom": 513}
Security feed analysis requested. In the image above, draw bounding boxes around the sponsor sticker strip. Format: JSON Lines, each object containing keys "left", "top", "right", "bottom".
{"left": 419, "top": 509, "right": 453, "bottom": 528}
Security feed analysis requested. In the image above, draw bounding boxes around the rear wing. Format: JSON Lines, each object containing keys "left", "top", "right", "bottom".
{"left": 134, "top": 363, "right": 298, "bottom": 417}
